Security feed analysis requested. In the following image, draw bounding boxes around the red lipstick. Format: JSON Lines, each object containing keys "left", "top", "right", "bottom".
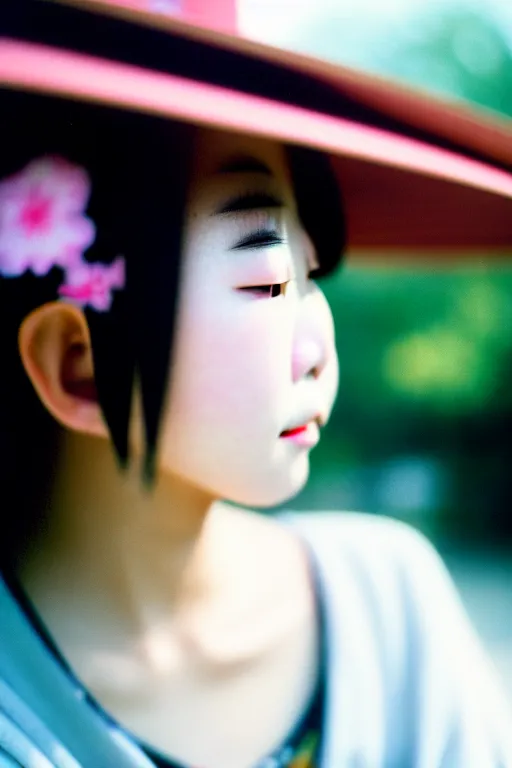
{"left": 280, "top": 421, "right": 320, "bottom": 447}
{"left": 280, "top": 425, "right": 308, "bottom": 438}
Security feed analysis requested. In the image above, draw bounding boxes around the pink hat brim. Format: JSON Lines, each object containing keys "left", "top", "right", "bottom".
{"left": 1, "top": 24, "right": 512, "bottom": 258}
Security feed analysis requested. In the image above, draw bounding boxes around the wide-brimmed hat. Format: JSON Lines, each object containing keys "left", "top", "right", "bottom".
{"left": 2, "top": 0, "right": 512, "bottom": 257}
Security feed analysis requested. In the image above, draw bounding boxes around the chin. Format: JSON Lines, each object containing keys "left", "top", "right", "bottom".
{"left": 225, "top": 455, "right": 311, "bottom": 509}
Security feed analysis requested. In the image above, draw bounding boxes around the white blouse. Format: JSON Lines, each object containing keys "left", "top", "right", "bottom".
{"left": 1, "top": 512, "right": 512, "bottom": 767}
{"left": 283, "top": 512, "right": 512, "bottom": 768}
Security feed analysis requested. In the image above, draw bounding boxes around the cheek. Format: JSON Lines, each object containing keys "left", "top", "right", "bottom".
{"left": 164, "top": 281, "right": 295, "bottom": 437}
{"left": 318, "top": 295, "right": 339, "bottom": 400}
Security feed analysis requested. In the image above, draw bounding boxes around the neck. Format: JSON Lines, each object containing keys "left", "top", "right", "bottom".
{"left": 22, "top": 432, "right": 218, "bottom": 634}
{"left": 18, "top": 433, "right": 313, "bottom": 677}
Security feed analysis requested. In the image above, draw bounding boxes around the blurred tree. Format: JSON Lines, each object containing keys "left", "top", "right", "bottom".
{"left": 272, "top": 2, "right": 512, "bottom": 545}
{"left": 380, "top": 5, "right": 512, "bottom": 118}
{"left": 291, "top": 3, "right": 512, "bottom": 119}
{"left": 283, "top": 266, "right": 512, "bottom": 544}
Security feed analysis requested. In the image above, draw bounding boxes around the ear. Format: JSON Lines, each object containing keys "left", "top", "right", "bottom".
{"left": 18, "top": 302, "right": 108, "bottom": 438}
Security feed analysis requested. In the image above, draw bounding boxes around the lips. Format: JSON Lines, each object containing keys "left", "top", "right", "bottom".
{"left": 280, "top": 425, "right": 309, "bottom": 438}
{"left": 280, "top": 413, "right": 324, "bottom": 437}
{"left": 279, "top": 419, "right": 321, "bottom": 448}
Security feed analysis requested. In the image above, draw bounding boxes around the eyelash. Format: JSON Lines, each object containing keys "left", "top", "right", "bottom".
{"left": 239, "top": 282, "right": 289, "bottom": 299}
{"left": 231, "top": 228, "right": 285, "bottom": 251}
{"left": 232, "top": 227, "right": 289, "bottom": 300}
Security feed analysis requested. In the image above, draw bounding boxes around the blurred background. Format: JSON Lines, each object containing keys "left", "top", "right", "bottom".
{"left": 240, "top": 0, "right": 512, "bottom": 700}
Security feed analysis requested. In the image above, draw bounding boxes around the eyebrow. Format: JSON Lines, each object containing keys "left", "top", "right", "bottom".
{"left": 212, "top": 154, "right": 284, "bottom": 215}
{"left": 215, "top": 191, "right": 284, "bottom": 216}
{"left": 215, "top": 155, "right": 274, "bottom": 177}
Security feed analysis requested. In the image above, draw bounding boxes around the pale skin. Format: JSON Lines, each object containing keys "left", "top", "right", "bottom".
{"left": 16, "top": 129, "right": 339, "bottom": 768}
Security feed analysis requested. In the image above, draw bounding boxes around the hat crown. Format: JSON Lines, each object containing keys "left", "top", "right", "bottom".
{"left": 106, "top": 0, "right": 238, "bottom": 33}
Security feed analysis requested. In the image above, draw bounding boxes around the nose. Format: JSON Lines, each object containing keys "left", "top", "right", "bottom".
{"left": 291, "top": 290, "right": 334, "bottom": 383}
{"left": 292, "top": 338, "right": 326, "bottom": 381}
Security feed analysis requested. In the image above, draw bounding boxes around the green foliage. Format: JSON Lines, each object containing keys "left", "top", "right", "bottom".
{"left": 379, "top": 5, "right": 512, "bottom": 118}
{"left": 292, "top": 2, "right": 512, "bottom": 119}
{"left": 276, "top": 2, "right": 512, "bottom": 542}
{"left": 280, "top": 264, "right": 512, "bottom": 543}
{"left": 324, "top": 264, "right": 512, "bottom": 416}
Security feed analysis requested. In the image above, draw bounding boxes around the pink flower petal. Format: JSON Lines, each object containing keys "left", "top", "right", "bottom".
{"left": 59, "top": 255, "right": 126, "bottom": 313}
{"left": 0, "top": 157, "right": 95, "bottom": 278}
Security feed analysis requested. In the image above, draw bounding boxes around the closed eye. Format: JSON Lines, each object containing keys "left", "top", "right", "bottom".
{"left": 231, "top": 229, "right": 286, "bottom": 251}
{"left": 238, "top": 282, "right": 289, "bottom": 299}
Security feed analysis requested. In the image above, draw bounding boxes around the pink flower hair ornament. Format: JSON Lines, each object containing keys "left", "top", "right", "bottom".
{"left": 0, "top": 157, "right": 126, "bottom": 312}
{"left": 59, "top": 256, "right": 126, "bottom": 312}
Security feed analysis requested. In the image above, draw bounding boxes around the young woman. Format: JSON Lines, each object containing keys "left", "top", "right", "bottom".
{"left": 1, "top": 2, "right": 512, "bottom": 767}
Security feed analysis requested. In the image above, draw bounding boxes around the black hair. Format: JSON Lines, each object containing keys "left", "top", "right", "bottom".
{"left": 0, "top": 90, "right": 195, "bottom": 564}
{"left": 288, "top": 144, "right": 346, "bottom": 279}
{"left": 0, "top": 89, "right": 345, "bottom": 566}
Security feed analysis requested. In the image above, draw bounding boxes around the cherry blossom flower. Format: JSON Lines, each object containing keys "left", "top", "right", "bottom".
{"left": 59, "top": 256, "right": 126, "bottom": 312}
{"left": 0, "top": 157, "right": 95, "bottom": 277}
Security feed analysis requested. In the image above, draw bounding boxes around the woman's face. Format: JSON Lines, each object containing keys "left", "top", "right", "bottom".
{"left": 157, "top": 129, "right": 338, "bottom": 506}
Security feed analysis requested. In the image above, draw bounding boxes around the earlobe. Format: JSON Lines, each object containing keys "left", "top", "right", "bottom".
{"left": 18, "top": 302, "right": 109, "bottom": 438}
